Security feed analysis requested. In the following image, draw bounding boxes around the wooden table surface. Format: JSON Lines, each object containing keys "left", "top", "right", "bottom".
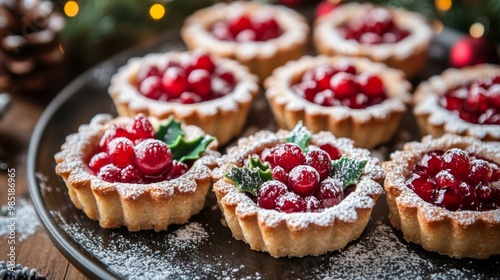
{"left": 0, "top": 87, "right": 89, "bottom": 278}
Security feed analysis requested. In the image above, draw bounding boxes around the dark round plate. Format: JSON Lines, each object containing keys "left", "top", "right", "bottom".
{"left": 28, "top": 31, "right": 500, "bottom": 279}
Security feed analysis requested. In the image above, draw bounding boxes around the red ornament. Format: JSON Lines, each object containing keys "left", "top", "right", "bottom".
{"left": 315, "top": 1, "right": 339, "bottom": 19}
{"left": 449, "top": 36, "right": 499, "bottom": 68}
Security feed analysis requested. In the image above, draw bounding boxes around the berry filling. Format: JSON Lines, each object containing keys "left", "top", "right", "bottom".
{"left": 340, "top": 7, "right": 409, "bottom": 44}
{"left": 292, "top": 62, "right": 387, "bottom": 109}
{"left": 210, "top": 12, "right": 282, "bottom": 42}
{"left": 406, "top": 148, "right": 500, "bottom": 211}
{"left": 225, "top": 123, "right": 367, "bottom": 213}
{"left": 88, "top": 114, "right": 213, "bottom": 184}
{"left": 135, "top": 51, "right": 236, "bottom": 104}
{"left": 439, "top": 75, "right": 500, "bottom": 125}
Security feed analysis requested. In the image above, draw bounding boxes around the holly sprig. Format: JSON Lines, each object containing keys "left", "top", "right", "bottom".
{"left": 225, "top": 156, "right": 272, "bottom": 196}
{"left": 156, "top": 116, "right": 214, "bottom": 163}
{"left": 331, "top": 156, "right": 367, "bottom": 190}
{"left": 286, "top": 121, "right": 312, "bottom": 152}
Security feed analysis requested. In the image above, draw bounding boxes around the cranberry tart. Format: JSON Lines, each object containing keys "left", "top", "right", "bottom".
{"left": 108, "top": 50, "right": 258, "bottom": 145}
{"left": 313, "top": 3, "right": 433, "bottom": 78}
{"left": 212, "top": 123, "right": 384, "bottom": 257}
{"left": 55, "top": 114, "right": 220, "bottom": 231}
{"left": 265, "top": 55, "right": 411, "bottom": 148}
{"left": 383, "top": 134, "right": 500, "bottom": 258}
{"left": 414, "top": 64, "right": 500, "bottom": 141}
{"left": 180, "top": 1, "right": 309, "bottom": 81}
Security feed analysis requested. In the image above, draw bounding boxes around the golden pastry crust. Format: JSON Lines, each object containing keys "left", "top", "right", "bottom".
{"left": 264, "top": 55, "right": 412, "bottom": 149}
{"left": 383, "top": 134, "right": 500, "bottom": 259}
{"left": 180, "top": 1, "right": 309, "bottom": 81}
{"left": 413, "top": 64, "right": 500, "bottom": 141}
{"left": 55, "top": 114, "right": 220, "bottom": 232}
{"left": 212, "top": 128, "right": 384, "bottom": 258}
{"left": 108, "top": 51, "right": 259, "bottom": 146}
{"left": 313, "top": 2, "right": 433, "bottom": 78}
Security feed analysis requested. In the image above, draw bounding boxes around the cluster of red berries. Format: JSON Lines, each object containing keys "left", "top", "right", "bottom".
{"left": 292, "top": 63, "right": 387, "bottom": 109}
{"left": 254, "top": 142, "right": 346, "bottom": 213}
{"left": 88, "top": 114, "right": 188, "bottom": 183}
{"left": 340, "top": 7, "right": 410, "bottom": 45}
{"left": 407, "top": 148, "right": 500, "bottom": 211}
{"left": 136, "top": 51, "right": 236, "bottom": 104}
{"left": 210, "top": 13, "right": 282, "bottom": 42}
{"left": 440, "top": 75, "right": 500, "bottom": 125}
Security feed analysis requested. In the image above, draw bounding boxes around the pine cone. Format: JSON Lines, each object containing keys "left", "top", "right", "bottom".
{"left": 0, "top": 0, "right": 64, "bottom": 91}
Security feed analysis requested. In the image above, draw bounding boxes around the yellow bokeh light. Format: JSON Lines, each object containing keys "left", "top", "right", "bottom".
{"left": 64, "top": 1, "right": 79, "bottom": 17}
{"left": 149, "top": 4, "right": 166, "bottom": 20}
{"left": 435, "top": 0, "right": 452, "bottom": 12}
{"left": 469, "top": 22, "right": 485, "bottom": 38}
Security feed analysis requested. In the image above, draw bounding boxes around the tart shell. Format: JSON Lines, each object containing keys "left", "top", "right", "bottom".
{"left": 108, "top": 51, "right": 259, "bottom": 146}
{"left": 55, "top": 114, "right": 220, "bottom": 232}
{"left": 264, "top": 55, "right": 412, "bottom": 149}
{"left": 313, "top": 2, "right": 433, "bottom": 78}
{"left": 383, "top": 134, "right": 500, "bottom": 259}
{"left": 180, "top": 1, "right": 309, "bottom": 81}
{"left": 413, "top": 64, "right": 500, "bottom": 141}
{"left": 212, "top": 128, "right": 385, "bottom": 257}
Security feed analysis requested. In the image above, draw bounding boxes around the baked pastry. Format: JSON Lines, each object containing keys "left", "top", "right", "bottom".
{"left": 108, "top": 50, "right": 259, "bottom": 145}
{"left": 212, "top": 122, "right": 384, "bottom": 257}
{"left": 180, "top": 1, "right": 309, "bottom": 81}
{"left": 55, "top": 113, "right": 220, "bottom": 231}
{"left": 264, "top": 55, "right": 412, "bottom": 148}
{"left": 383, "top": 134, "right": 500, "bottom": 259}
{"left": 414, "top": 64, "right": 500, "bottom": 141}
{"left": 313, "top": 3, "right": 433, "bottom": 78}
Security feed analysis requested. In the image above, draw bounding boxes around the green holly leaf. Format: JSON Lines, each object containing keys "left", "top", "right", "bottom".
{"left": 225, "top": 155, "right": 272, "bottom": 196}
{"left": 330, "top": 156, "right": 367, "bottom": 190}
{"left": 156, "top": 116, "right": 184, "bottom": 145}
{"left": 285, "top": 121, "right": 312, "bottom": 152}
{"left": 169, "top": 135, "right": 214, "bottom": 163}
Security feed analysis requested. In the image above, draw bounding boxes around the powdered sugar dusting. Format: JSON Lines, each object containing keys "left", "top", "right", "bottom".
{"left": 0, "top": 198, "right": 44, "bottom": 241}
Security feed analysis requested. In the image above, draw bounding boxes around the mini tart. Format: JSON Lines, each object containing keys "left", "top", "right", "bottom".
{"left": 383, "top": 134, "right": 500, "bottom": 259}
{"left": 108, "top": 50, "right": 259, "bottom": 146}
{"left": 264, "top": 55, "right": 412, "bottom": 149}
{"left": 180, "top": 1, "right": 309, "bottom": 81}
{"left": 212, "top": 128, "right": 384, "bottom": 258}
{"left": 55, "top": 114, "right": 220, "bottom": 232}
{"left": 414, "top": 64, "right": 500, "bottom": 141}
{"left": 313, "top": 3, "right": 433, "bottom": 78}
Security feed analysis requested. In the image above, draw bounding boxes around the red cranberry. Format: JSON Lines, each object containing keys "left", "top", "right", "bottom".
{"left": 189, "top": 51, "right": 215, "bottom": 74}
{"left": 305, "top": 196, "right": 323, "bottom": 212}
{"left": 179, "top": 91, "right": 203, "bottom": 104}
{"left": 272, "top": 143, "right": 305, "bottom": 172}
{"left": 441, "top": 148, "right": 471, "bottom": 179}
{"left": 416, "top": 150, "right": 443, "bottom": 176}
{"left": 457, "top": 182, "right": 477, "bottom": 210}
{"left": 188, "top": 69, "right": 212, "bottom": 99}
{"left": 469, "top": 159, "right": 492, "bottom": 184}
{"left": 125, "top": 114, "right": 156, "bottom": 141}
{"left": 272, "top": 166, "right": 288, "bottom": 184}
{"left": 167, "top": 160, "right": 189, "bottom": 179}
{"left": 305, "top": 148, "right": 332, "bottom": 180}
{"left": 139, "top": 76, "right": 163, "bottom": 100}
{"left": 276, "top": 192, "right": 307, "bottom": 213}
{"left": 97, "top": 164, "right": 122, "bottom": 182}
{"left": 261, "top": 147, "right": 276, "bottom": 167}
{"left": 357, "top": 73, "right": 385, "bottom": 98}
{"left": 330, "top": 72, "right": 357, "bottom": 99}
{"left": 288, "top": 165, "right": 320, "bottom": 197}
{"left": 89, "top": 152, "right": 110, "bottom": 174}
{"left": 314, "top": 178, "right": 343, "bottom": 208}
{"left": 121, "top": 165, "right": 144, "bottom": 183}
{"left": 364, "top": 8, "right": 394, "bottom": 35}
{"left": 99, "top": 125, "right": 130, "bottom": 151}
{"left": 435, "top": 170, "right": 460, "bottom": 189}
{"left": 406, "top": 172, "right": 435, "bottom": 202}
{"left": 319, "top": 143, "right": 342, "bottom": 160}
{"left": 435, "top": 187, "right": 461, "bottom": 211}
{"left": 134, "top": 139, "right": 172, "bottom": 176}
{"left": 227, "top": 14, "right": 252, "bottom": 37}
{"left": 257, "top": 181, "right": 288, "bottom": 210}
{"left": 107, "top": 137, "right": 135, "bottom": 169}
{"left": 162, "top": 66, "right": 188, "bottom": 99}
{"left": 136, "top": 65, "right": 161, "bottom": 84}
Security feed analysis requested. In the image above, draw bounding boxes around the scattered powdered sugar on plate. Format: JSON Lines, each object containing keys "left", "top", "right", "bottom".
{"left": 0, "top": 198, "right": 43, "bottom": 241}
